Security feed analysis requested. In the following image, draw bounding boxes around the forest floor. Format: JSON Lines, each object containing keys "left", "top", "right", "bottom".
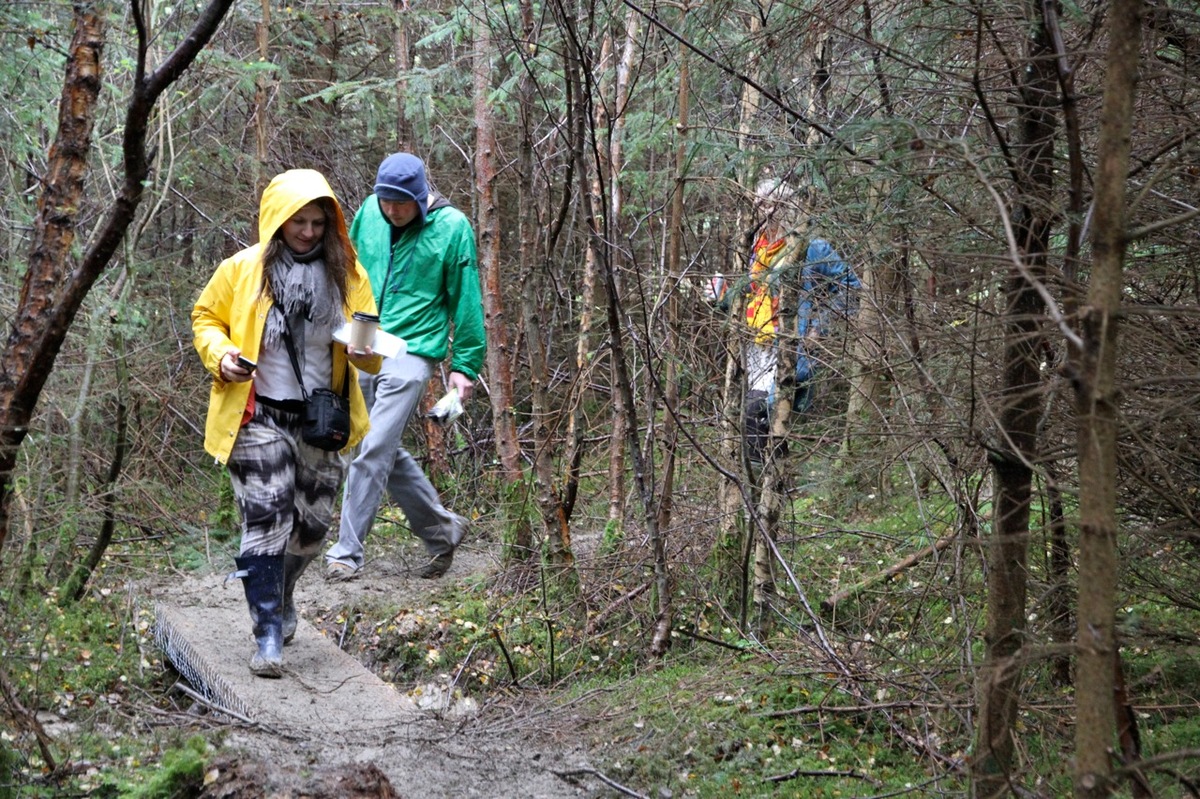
{"left": 145, "top": 531, "right": 615, "bottom": 799}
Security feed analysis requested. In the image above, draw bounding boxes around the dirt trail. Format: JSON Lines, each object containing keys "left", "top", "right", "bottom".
{"left": 149, "top": 538, "right": 605, "bottom": 798}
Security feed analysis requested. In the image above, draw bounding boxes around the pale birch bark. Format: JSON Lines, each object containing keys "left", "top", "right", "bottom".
{"left": 605, "top": 9, "right": 639, "bottom": 530}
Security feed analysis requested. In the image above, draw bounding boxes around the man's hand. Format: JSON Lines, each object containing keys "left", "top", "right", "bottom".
{"left": 447, "top": 371, "right": 475, "bottom": 402}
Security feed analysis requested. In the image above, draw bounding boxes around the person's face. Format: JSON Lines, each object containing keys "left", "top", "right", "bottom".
{"left": 379, "top": 198, "right": 420, "bottom": 228}
{"left": 280, "top": 202, "right": 327, "bottom": 254}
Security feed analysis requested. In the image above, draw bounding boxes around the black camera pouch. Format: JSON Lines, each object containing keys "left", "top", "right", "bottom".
{"left": 281, "top": 319, "right": 352, "bottom": 453}
{"left": 302, "top": 387, "right": 351, "bottom": 451}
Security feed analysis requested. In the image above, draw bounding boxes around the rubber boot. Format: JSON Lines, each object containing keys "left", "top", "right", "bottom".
{"left": 282, "top": 552, "right": 316, "bottom": 645}
{"left": 235, "top": 555, "right": 285, "bottom": 678}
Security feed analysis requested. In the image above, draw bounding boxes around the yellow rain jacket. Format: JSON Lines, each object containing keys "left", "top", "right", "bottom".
{"left": 745, "top": 235, "right": 788, "bottom": 345}
{"left": 192, "top": 170, "right": 382, "bottom": 464}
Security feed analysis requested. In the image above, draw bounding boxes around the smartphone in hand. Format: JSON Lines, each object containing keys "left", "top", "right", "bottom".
{"left": 236, "top": 355, "right": 257, "bottom": 373}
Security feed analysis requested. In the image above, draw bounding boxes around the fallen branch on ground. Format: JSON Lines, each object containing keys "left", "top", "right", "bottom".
{"left": 820, "top": 533, "right": 957, "bottom": 613}
{"left": 553, "top": 766, "right": 648, "bottom": 798}
{"left": 764, "top": 767, "right": 880, "bottom": 785}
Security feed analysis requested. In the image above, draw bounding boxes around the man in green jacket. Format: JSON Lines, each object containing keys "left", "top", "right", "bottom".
{"left": 325, "top": 153, "right": 486, "bottom": 580}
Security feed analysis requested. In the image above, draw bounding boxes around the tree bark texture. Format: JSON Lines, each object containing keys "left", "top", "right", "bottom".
{"left": 655, "top": 11, "right": 689, "bottom": 537}
{"left": 973, "top": 5, "right": 1058, "bottom": 795}
{"left": 514, "top": 2, "right": 573, "bottom": 572}
{"left": 63, "top": 337, "right": 129, "bottom": 604}
{"left": 474, "top": 9, "right": 525, "bottom": 487}
{"left": 392, "top": 0, "right": 413, "bottom": 151}
{"left": 561, "top": 30, "right": 608, "bottom": 524}
{"left": 0, "top": 5, "right": 103, "bottom": 558}
{"left": 1073, "top": 1, "right": 1143, "bottom": 796}
{"left": 252, "top": 0, "right": 271, "bottom": 195}
{"left": 714, "top": 8, "right": 761, "bottom": 613}
{"left": 603, "top": 9, "right": 639, "bottom": 531}
{"left": 508, "top": 0, "right": 541, "bottom": 563}
{"left": 0, "top": 0, "right": 236, "bottom": 557}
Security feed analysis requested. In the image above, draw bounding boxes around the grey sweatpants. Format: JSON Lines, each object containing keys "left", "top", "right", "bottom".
{"left": 325, "top": 352, "right": 466, "bottom": 570}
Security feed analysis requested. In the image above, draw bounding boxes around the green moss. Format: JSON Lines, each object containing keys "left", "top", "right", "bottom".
{"left": 117, "top": 736, "right": 209, "bottom": 799}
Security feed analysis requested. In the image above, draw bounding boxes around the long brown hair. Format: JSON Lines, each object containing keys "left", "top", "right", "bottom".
{"left": 259, "top": 197, "right": 352, "bottom": 307}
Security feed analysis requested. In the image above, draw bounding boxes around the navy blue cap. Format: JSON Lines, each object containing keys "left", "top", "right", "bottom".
{"left": 374, "top": 153, "right": 429, "bottom": 226}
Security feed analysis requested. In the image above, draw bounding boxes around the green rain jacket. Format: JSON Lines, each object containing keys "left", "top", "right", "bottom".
{"left": 349, "top": 194, "right": 486, "bottom": 379}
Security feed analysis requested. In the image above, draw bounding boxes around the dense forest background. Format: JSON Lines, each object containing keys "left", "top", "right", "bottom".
{"left": 1, "top": 0, "right": 1198, "bottom": 796}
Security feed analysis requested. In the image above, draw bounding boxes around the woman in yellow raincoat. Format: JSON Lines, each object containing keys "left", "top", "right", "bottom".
{"left": 192, "top": 169, "right": 381, "bottom": 677}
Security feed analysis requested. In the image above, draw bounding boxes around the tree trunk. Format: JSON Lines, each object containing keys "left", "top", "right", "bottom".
{"left": 604, "top": 8, "right": 639, "bottom": 533}
{"left": 392, "top": 0, "right": 413, "bottom": 151}
{"left": 714, "top": 8, "right": 761, "bottom": 613}
{"left": 973, "top": 4, "right": 1058, "bottom": 795}
{"left": 253, "top": 0, "right": 271, "bottom": 194}
{"left": 62, "top": 335, "right": 129, "bottom": 604}
{"left": 844, "top": 0, "right": 896, "bottom": 473}
{"left": 1073, "top": 1, "right": 1143, "bottom": 795}
{"left": 520, "top": 278, "right": 574, "bottom": 572}
{"left": 0, "top": 0, "right": 236, "bottom": 557}
{"left": 843, "top": 3, "right": 899, "bottom": 483}
{"left": 561, "top": 28, "right": 609, "bottom": 524}
{"left": 507, "top": 0, "right": 540, "bottom": 565}
{"left": 572, "top": 2, "right": 671, "bottom": 654}
{"left": 655, "top": 6, "right": 689, "bottom": 536}
{"left": 474, "top": 8, "right": 524, "bottom": 490}
{"left": 1043, "top": 0, "right": 1087, "bottom": 692}
{"left": 0, "top": 5, "right": 104, "bottom": 559}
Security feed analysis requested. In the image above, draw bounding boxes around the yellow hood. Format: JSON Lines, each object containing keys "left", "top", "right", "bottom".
{"left": 258, "top": 169, "right": 351, "bottom": 246}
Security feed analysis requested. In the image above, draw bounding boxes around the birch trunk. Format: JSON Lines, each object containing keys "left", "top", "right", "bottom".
{"left": 604, "top": 9, "right": 639, "bottom": 532}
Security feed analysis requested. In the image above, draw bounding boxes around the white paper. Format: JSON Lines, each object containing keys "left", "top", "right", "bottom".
{"left": 427, "top": 388, "right": 463, "bottom": 425}
{"left": 333, "top": 323, "right": 407, "bottom": 359}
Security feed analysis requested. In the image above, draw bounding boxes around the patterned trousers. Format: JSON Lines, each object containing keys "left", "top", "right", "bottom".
{"left": 227, "top": 404, "right": 348, "bottom": 557}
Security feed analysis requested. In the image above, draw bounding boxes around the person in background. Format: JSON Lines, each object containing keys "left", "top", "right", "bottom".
{"left": 324, "top": 153, "right": 485, "bottom": 582}
{"left": 193, "top": 169, "right": 382, "bottom": 677}
{"left": 711, "top": 177, "right": 860, "bottom": 465}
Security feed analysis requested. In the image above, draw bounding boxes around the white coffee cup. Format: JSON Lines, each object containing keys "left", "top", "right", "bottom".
{"left": 349, "top": 312, "right": 380, "bottom": 352}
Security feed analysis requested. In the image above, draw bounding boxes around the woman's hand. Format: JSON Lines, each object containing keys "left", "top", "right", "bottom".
{"left": 219, "top": 350, "right": 255, "bottom": 383}
{"left": 346, "top": 345, "right": 376, "bottom": 369}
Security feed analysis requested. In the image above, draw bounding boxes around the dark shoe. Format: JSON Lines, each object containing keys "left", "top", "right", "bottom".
{"left": 282, "top": 553, "right": 316, "bottom": 645}
{"left": 235, "top": 555, "right": 285, "bottom": 678}
{"left": 417, "top": 551, "right": 454, "bottom": 579}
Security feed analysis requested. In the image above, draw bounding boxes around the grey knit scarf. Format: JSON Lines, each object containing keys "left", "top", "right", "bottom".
{"left": 261, "top": 242, "right": 341, "bottom": 353}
